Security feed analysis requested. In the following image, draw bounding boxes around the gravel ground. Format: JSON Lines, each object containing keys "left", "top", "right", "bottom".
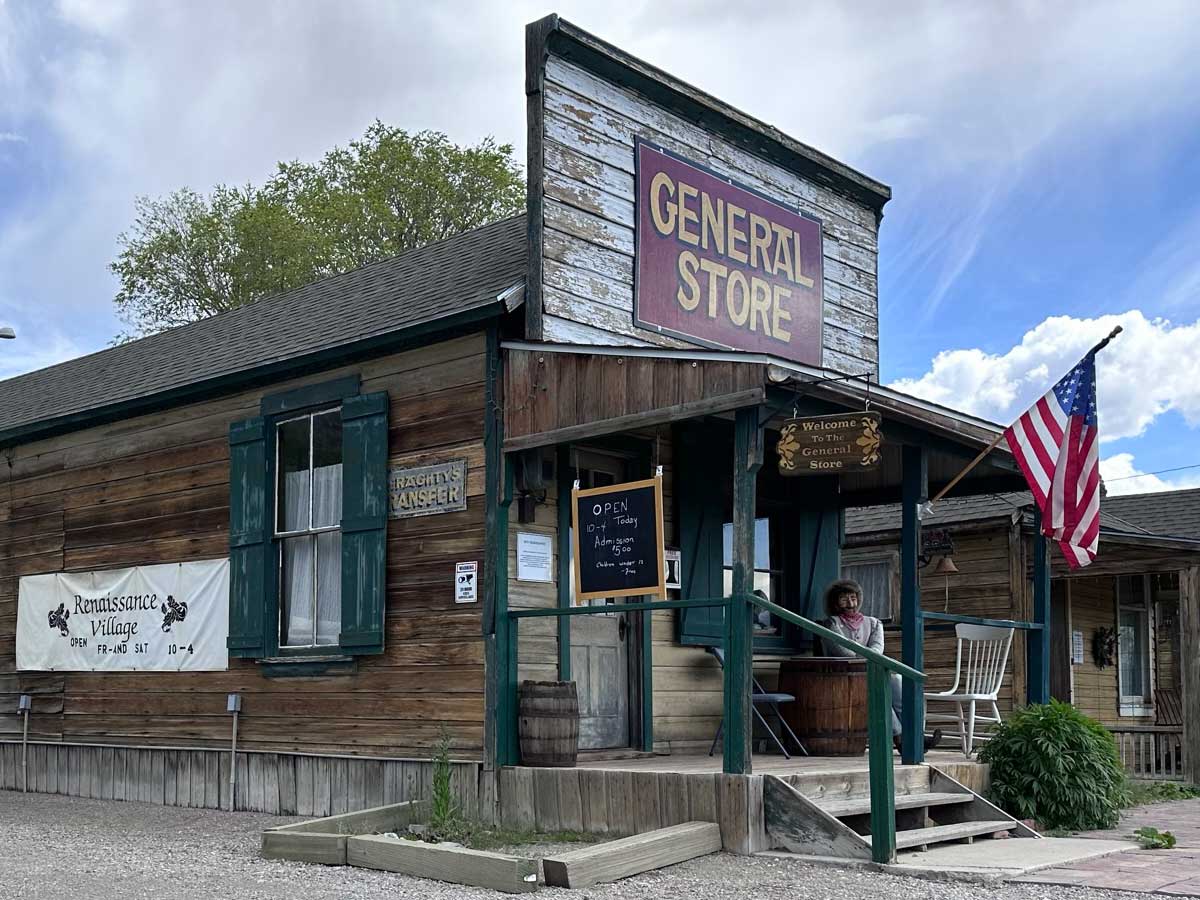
{"left": 0, "top": 791, "right": 1157, "bottom": 900}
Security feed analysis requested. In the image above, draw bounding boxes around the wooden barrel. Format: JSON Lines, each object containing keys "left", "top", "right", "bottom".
{"left": 778, "top": 657, "right": 870, "bottom": 755}
{"left": 519, "top": 680, "right": 579, "bottom": 767}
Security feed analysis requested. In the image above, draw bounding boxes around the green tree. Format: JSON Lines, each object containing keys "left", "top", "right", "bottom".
{"left": 111, "top": 123, "right": 524, "bottom": 340}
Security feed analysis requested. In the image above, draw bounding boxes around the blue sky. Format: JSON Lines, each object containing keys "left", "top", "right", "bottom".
{"left": 1, "top": 0, "right": 1198, "bottom": 495}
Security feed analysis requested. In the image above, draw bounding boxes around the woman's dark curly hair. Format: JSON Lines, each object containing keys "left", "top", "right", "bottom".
{"left": 824, "top": 579, "right": 864, "bottom": 617}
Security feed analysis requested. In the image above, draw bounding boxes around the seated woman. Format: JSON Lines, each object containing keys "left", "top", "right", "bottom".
{"left": 819, "top": 578, "right": 940, "bottom": 752}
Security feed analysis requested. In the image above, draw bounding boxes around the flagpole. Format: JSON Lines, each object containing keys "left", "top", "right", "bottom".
{"left": 925, "top": 326, "right": 1123, "bottom": 508}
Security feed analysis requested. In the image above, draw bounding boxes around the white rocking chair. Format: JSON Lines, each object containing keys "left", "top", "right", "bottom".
{"left": 924, "top": 623, "right": 1014, "bottom": 756}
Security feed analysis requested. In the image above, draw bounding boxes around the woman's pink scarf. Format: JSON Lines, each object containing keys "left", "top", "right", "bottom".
{"left": 838, "top": 610, "right": 865, "bottom": 630}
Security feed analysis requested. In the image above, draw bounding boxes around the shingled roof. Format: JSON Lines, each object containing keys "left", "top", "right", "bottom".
{"left": 0, "top": 214, "right": 526, "bottom": 445}
{"left": 846, "top": 490, "right": 1174, "bottom": 539}
{"left": 1103, "top": 488, "right": 1200, "bottom": 541}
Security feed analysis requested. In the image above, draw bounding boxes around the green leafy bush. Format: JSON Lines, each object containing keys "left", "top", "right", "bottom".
{"left": 978, "top": 700, "right": 1129, "bottom": 831}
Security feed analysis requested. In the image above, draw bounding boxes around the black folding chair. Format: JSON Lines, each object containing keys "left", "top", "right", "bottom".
{"left": 707, "top": 646, "right": 807, "bottom": 759}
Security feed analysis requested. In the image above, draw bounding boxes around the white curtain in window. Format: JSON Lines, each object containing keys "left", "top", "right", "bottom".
{"left": 313, "top": 463, "right": 342, "bottom": 529}
{"left": 281, "top": 536, "right": 315, "bottom": 646}
{"left": 844, "top": 561, "right": 891, "bottom": 620}
{"left": 283, "top": 471, "right": 309, "bottom": 532}
{"left": 316, "top": 531, "right": 341, "bottom": 644}
{"left": 1119, "top": 609, "right": 1146, "bottom": 698}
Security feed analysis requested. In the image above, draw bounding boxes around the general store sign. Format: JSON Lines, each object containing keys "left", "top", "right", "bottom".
{"left": 388, "top": 458, "right": 468, "bottom": 519}
{"left": 634, "top": 139, "right": 824, "bottom": 366}
{"left": 777, "top": 412, "right": 882, "bottom": 475}
{"left": 16, "top": 559, "right": 230, "bottom": 672}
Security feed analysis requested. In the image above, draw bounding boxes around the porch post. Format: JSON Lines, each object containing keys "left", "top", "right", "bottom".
{"left": 900, "top": 444, "right": 927, "bottom": 764}
{"left": 1027, "top": 508, "right": 1051, "bottom": 706}
{"left": 1180, "top": 566, "right": 1200, "bottom": 783}
{"left": 724, "top": 406, "right": 762, "bottom": 775}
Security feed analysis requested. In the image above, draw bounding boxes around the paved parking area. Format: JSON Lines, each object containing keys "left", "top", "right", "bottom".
{"left": 1015, "top": 799, "right": 1200, "bottom": 895}
{"left": 0, "top": 790, "right": 1170, "bottom": 900}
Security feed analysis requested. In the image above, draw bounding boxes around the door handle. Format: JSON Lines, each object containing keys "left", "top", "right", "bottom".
{"left": 618, "top": 615, "right": 628, "bottom": 641}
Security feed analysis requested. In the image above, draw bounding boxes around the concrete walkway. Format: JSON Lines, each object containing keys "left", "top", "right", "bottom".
{"left": 1014, "top": 799, "right": 1200, "bottom": 895}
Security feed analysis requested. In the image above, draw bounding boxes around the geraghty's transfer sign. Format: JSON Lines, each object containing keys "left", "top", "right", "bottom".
{"left": 634, "top": 139, "right": 824, "bottom": 366}
{"left": 16, "top": 559, "right": 230, "bottom": 672}
{"left": 388, "top": 458, "right": 468, "bottom": 519}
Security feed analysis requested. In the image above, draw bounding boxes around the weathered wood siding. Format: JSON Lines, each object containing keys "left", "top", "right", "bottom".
{"left": 0, "top": 334, "right": 488, "bottom": 759}
{"left": 0, "top": 742, "right": 482, "bottom": 817}
{"left": 535, "top": 54, "right": 880, "bottom": 376}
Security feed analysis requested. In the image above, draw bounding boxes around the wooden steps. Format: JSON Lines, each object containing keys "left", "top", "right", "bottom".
{"left": 819, "top": 791, "right": 970, "bottom": 819}
{"left": 764, "top": 765, "right": 1039, "bottom": 860}
{"left": 876, "top": 820, "right": 1016, "bottom": 851}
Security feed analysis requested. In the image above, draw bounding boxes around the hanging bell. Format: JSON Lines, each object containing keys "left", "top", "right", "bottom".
{"left": 932, "top": 556, "right": 959, "bottom": 576}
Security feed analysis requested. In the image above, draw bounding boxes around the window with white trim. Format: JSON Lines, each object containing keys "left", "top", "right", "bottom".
{"left": 275, "top": 408, "right": 343, "bottom": 648}
{"left": 1117, "top": 574, "right": 1154, "bottom": 716}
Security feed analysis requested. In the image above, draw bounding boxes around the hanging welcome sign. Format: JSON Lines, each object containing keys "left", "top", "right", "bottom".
{"left": 16, "top": 559, "right": 230, "bottom": 671}
{"left": 633, "top": 138, "right": 824, "bottom": 366}
{"left": 777, "top": 412, "right": 882, "bottom": 475}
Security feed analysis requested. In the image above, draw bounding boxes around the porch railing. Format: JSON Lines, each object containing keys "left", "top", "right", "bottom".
{"left": 500, "top": 593, "right": 925, "bottom": 864}
{"left": 1110, "top": 726, "right": 1186, "bottom": 781}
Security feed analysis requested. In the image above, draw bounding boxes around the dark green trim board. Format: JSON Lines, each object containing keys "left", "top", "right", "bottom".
{"left": 261, "top": 375, "right": 361, "bottom": 416}
{"left": 1027, "top": 508, "right": 1052, "bottom": 705}
{"left": 0, "top": 304, "right": 502, "bottom": 450}
{"left": 676, "top": 421, "right": 728, "bottom": 646}
{"left": 723, "top": 406, "right": 762, "bottom": 775}
{"left": 338, "top": 391, "right": 389, "bottom": 655}
{"left": 227, "top": 416, "right": 269, "bottom": 657}
{"left": 499, "top": 461, "right": 517, "bottom": 767}
{"left": 900, "top": 445, "right": 927, "bottom": 765}
{"left": 556, "top": 444, "right": 572, "bottom": 681}
{"left": 483, "top": 324, "right": 505, "bottom": 771}
{"left": 641, "top": 606, "right": 654, "bottom": 753}
{"left": 867, "top": 661, "right": 897, "bottom": 863}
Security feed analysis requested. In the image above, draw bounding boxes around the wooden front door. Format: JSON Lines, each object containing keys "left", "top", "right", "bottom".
{"left": 570, "top": 450, "right": 633, "bottom": 750}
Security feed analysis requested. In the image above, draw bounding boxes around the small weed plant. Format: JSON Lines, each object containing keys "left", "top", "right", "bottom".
{"left": 978, "top": 700, "right": 1129, "bottom": 831}
{"left": 428, "top": 728, "right": 464, "bottom": 842}
{"left": 1125, "top": 781, "right": 1200, "bottom": 807}
{"left": 1133, "top": 826, "right": 1177, "bottom": 849}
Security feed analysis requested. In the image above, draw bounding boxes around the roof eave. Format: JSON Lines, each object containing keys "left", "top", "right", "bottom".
{"left": 0, "top": 300, "right": 508, "bottom": 449}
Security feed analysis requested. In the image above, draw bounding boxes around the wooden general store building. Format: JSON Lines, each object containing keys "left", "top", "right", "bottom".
{"left": 4, "top": 15, "right": 1189, "bottom": 859}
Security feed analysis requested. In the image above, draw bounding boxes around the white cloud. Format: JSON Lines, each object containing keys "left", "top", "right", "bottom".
{"left": 889, "top": 310, "right": 1200, "bottom": 442}
{"left": 0, "top": 131, "right": 24, "bottom": 143}
{"left": 1, "top": 0, "right": 1199, "bottom": 375}
{"left": 1100, "top": 453, "right": 1200, "bottom": 496}
{"left": 0, "top": 330, "right": 85, "bottom": 381}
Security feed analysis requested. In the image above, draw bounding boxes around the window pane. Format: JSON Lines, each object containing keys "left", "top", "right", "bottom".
{"left": 722, "top": 519, "right": 770, "bottom": 569}
{"left": 844, "top": 561, "right": 892, "bottom": 620}
{"left": 280, "top": 535, "right": 315, "bottom": 646}
{"left": 315, "top": 531, "right": 341, "bottom": 645}
{"left": 312, "top": 411, "right": 343, "bottom": 528}
{"left": 1119, "top": 575, "right": 1146, "bottom": 607}
{"left": 1119, "top": 608, "right": 1146, "bottom": 698}
{"left": 277, "top": 417, "right": 311, "bottom": 533}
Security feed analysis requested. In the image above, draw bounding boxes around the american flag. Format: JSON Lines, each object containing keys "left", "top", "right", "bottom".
{"left": 1003, "top": 353, "right": 1100, "bottom": 568}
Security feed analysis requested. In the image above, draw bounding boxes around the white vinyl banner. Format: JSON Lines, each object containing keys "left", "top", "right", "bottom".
{"left": 16, "top": 559, "right": 230, "bottom": 672}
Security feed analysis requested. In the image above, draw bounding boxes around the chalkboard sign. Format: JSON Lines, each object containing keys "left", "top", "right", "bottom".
{"left": 571, "top": 477, "right": 666, "bottom": 602}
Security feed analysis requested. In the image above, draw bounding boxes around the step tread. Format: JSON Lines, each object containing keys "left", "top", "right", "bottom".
{"left": 868, "top": 820, "right": 1015, "bottom": 850}
{"left": 820, "top": 792, "right": 972, "bottom": 818}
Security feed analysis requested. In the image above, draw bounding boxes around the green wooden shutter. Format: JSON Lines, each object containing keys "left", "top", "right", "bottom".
{"left": 340, "top": 391, "right": 389, "bottom": 654}
{"left": 228, "top": 416, "right": 269, "bottom": 658}
{"left": 676, "top": 422, "right": 728, "bottom": 646}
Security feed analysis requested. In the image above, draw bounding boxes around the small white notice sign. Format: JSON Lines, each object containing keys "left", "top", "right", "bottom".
{"left": 455, "top": 562, "right": 478, "bottom": 604}
{"left": 1072, "top": 629, "right": 1085, "bottom": 665}
{"left": 516, "top": 532, "right": 553, "bottom": 583}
